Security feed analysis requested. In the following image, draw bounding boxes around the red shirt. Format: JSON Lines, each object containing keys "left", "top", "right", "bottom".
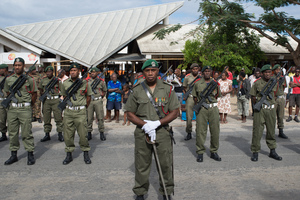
{"left": 292, "top": 76, "right": 300, "bottom": 94}
{"left": 227, "top": 71, "right": 233, "bottom": 80}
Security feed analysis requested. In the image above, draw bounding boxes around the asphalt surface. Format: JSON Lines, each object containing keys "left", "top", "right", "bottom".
{"left": 0, "top": 99, "right": 299, "bottom": 200}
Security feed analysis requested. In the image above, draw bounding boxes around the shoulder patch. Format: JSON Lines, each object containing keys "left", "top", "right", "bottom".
{"left": 186, "top": 73, "right": 191, "bottom": 77}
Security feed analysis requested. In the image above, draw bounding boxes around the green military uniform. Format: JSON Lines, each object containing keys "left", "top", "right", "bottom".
{"left": 87, "top": 74, "right": 107, "bottom": 134}
{"left": 32, "top": 73, "right": 42, "bottom": 120}
{"left": 192, "top": 77, "right": 221, "bottom": 155}
{"left": 125, "top": 78, "right": 180, "bottom": 196}
{"left": 0, "top": 69, "right": 8, "bottom": 140}
{"left": 4, "top": 73, "right": 37, "bottom": 152}
{"left": 38, "top": 72, "right": 63, "bottom": 135}
{"left": 61, "top": 77, "right": 92, "bottom": 153}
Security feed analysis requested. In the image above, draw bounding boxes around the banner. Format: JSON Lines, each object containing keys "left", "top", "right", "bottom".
{"left": 1, "top": 52, "right": 40, "bottom": 64}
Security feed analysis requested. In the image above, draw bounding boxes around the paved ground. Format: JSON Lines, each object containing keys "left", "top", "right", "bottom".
{"left": 0, "top": 98, "right": 299, "bottom": 200}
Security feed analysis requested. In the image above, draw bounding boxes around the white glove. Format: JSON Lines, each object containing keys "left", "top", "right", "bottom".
{"left": 148, "top": 129, "right": 156, "bottom": 143}
{"left": 142, "top": 120, "right": 161, "bottom": 134}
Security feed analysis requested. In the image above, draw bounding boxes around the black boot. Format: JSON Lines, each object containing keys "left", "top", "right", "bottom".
{"left": 269, "top": 149, "right": 282, "bottom": 161}
{"left": 58, "top": 132, "right": 64, "bottom": 142}
{"left": 0, "top": 132, "right": 7, "bottom": 142}
{"left": 251, "top": 152, "right": 258, "bottom": 162}
{"left": 40, "top": 132, "right": 51, "bottom": 142}
{"left": 32, "top": 117, "right": 37, "bottom": 122}
{"left": 37, "top": 118, "right": 42, "bottom": 123}
{"left": 135, "top": 195, "right": 144, "bottom": 200}
{"left": 196, "top": 154, "right": 203, "bottom": 162}
{"left": 100, "top": 132, "right": 106, "bottom": 141}
{"left": 163, "top": 195, "right": 171, "bottom": 200}
{"left": 84, "top": 151, "right": 91, "bottom": 164}
{"left": 27, "top": 152, "right": 35, "bottom": 165}
{"left": 278, "top": 129, "right": 288, "bottom": 139}
{"left": 210, "top": 152, "right": 221, "bottom": 161}
{"left": 4, "top": 151, "right": 18, "bottom": 165}
{"left": 87, "top": 132, "right": 92, "bottom": 141}
{"left": 184, "top": 132, "right": 192, "bottom": 141}
{"left": 63, "top": 152, "right": 73, "bottom": 165}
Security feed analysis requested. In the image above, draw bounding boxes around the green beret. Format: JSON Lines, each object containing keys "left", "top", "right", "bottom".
{"left": 13, "top": 57, "right": 25, "bottom": 65}
{"left": 0, "top": 64, "right": 8, "bottom": 69}
{"left": 29, "top": 64, "right": 36, "bottom": 71}
{"left": 90, "top": 67, "right": 100, "bottom": 72}
{"left": 141, "top": 59, "right": 158, "bottom": 71}
{"left": 261, "top": 64, "right": 272, "bottom": 72}
{"left": 273, "top": 64, "right": 281, "bottom": 70}
{"left": 69, "top": 63, "right": 80, "bottom": 71}
{"left": 201, "top": 66, "right": 212, "bottom": 72}
{"left": 45, "top": 66, "right": 54, "bottom": 72}
{"left": 190, "top": 63, "right": 199, "bottom": 69}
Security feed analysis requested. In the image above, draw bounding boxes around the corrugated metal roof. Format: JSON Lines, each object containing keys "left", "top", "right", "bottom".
{"left": 5, "top": 1, "right": 184, "bottom": 67}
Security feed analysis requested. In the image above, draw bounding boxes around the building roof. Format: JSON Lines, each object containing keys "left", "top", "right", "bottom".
{"left": 5, "top": 1, "right": 184, "bottom": 67}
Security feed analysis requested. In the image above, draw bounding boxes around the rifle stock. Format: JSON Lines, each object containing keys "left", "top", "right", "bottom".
{"left": 161, "top": 65, "right": 173, "bottom": 80}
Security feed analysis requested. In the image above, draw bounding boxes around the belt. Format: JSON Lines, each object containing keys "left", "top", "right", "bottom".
{"left": 11, "top": 102, "right": 31, "bottom": 107}
{"left": 277, "top": 95, "right": 284, "bottom": 99}
{"left": 262, "top": 104, "right": 275, "bottom": 109}
{"left": 208, "top": 103, "right": 218, "bottom": 108}
{"left": 92, "top": 96, "right": 102, "bottom": 101}
{"left": 47, "top": 96, "right": 59, "bottom": 100}
{"left": 67, "top": 106, "right": 86, "bottom": 110}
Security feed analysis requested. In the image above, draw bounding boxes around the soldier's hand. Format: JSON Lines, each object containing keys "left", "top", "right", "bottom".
{"left": 142, "top": 120, "right": 161, "bottom": 134}
{"left": 148, "top": 129, "right": 156, "bottom": 143}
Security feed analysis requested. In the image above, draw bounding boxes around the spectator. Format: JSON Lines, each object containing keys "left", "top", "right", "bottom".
{"left": 237, "top": 71, "right": 251, "bottom": 122}
{"left": 121, "top": 84, "right": 131, "bottom": 126}
{"left": 106, "top": 73, "right": 122, "bottom": 123}
{"left": 217, "top": 71, "right": 233, "bottom": 123}
{"left": 174, "top": 68, "right": 184, "bottom": 104}
{"left": 232, "top": 70, "right": 238, "bottom": 96}
{"left": 249, "top": 68, "right": 261, "bottom": 87}
{"left": 182, "top": 69, "right": 187, "bottom": 77}
{"left": 58, "top": 69, "right": 69, "bottom": 83}
{"left": 225, "top": 67, "right": 233, "bottom": 80}
{"left": 213, "top": 71, "right": 220, "bottom": 80}
{"left": 286, "top": 67, "right": 300, "bottom": 122}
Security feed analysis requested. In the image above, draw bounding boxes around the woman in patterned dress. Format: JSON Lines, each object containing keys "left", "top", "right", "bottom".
{"left": 217, "top": 72, "right": 233, "bottom": 123}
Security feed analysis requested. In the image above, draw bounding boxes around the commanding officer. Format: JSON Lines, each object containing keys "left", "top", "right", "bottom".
{"left": 87, "top": 67, "right": 107, "bottom": 141}
{"left": 125, "top": 59, "right": 180, "bottom": 200}
{"left": 0, "top": 64, "right": 9, "bottom": 142}
{"left": 39, "top": 66, "right": 64, "bottom": 142}
{"left": 29, "top": 67, "right": 42, "bottom": 123}
{"left": 3, "top": 57, "right": 37, "bottom": 165}
{"left": 273, "top": 64, "right": 288, "bottom": 139}
{"left": 192, "top": 66, "right": 222, "bottom": 162}
{"left": 250, "top": 64, "right": 282, "bottom": 162}
{"left": 61, "top": 63, "right": 92, "bottom": 165}
{"left": 182, "top": 63, "right": 200, "bottom": 140}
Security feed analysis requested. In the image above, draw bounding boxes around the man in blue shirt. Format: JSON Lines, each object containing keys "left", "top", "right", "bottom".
{"left": 106, "top": 73, "right": 122, "bottom": 123}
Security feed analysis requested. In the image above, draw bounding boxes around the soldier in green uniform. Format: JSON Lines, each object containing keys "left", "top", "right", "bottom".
{"left": 192, "top": 66, "right": 222, "bottom": 162}
{"left": 125, "top": 59, "right": 180, "bottom": 200}
{"left": 182, "top": 63, "right": 200, "bottom": 140}
{"left": 0, "top": 64, "right": 9, "bottom": 142}
{"left": 38, "top": 66, "right": 64, "bottom": 142}
{"left": 29, "top": 67, "right": 42, "bottom": 123}
{"left": 273, "top": 64, "right": 288, "bottom": 139}
{"left": 3, "top": 57, "right": 37, "bottom": 165}
{"left": 249, "top": 64, "right": 282, "bottom": 162}
{"left": 60, "top": 63, "right": 92, "bottom": 165}
{"left": 87, "top": 67, "right": 107, "bottom": 141}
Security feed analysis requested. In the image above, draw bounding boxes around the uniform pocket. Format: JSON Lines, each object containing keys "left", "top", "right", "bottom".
{"left": 136, "top": 98, "right": 149, "bottom": 116}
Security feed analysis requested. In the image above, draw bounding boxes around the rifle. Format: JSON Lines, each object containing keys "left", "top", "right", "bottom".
{"left": 58, "top": 65, "right": 93, "bottom": 111}
{"left": 39, "top": 69, "right": 64, "bottom": 103}
{"left": 182, "top": 75, "right": 201, "bottom": 100}
{"left": 91, "top": 69, "right": 107, "bottom": 100}
{"left": 1, "top": 60, "right": 38, "bottom": 108}
{"left": 193, "top": 67, "right": 227, "bottom": 114}
{"left": 0, "top": 71, "right": 14, "bottom": 97}
{"left": 253, "top": 70, "right": 281, "bottom": 112}
{"left": 278, "top": 65, "right": 291, "bottom": 88}
{"left": 161, "top": 65, "right": 173, "bottom": 80}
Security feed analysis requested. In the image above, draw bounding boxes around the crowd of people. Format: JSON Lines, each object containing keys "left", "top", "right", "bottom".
{"left": 0, "top": 57, "right": 299, "bottom": 200}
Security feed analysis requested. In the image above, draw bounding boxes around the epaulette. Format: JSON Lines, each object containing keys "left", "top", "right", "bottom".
{"left": 254, "top": 78, "right": 261, "bottom": 83}
{"left": 100, "top": 78, "right": 105, "bottom": 82}
{"left": 186, "top": 73, "right": 191, "bottom": 77}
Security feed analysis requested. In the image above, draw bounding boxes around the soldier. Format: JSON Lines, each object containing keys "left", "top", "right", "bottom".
{"left": 125, "top": 59, "right": 180, "bottom": 200}
{"left": 3, "top": 57, "right": 37, "bottom": 165}
{"left": 29, "top": 67, "right": 42, "bottom": 123}
{"left": 273, "top": 64, "right": 288, "bottom": 139}
{"left": 192, "top": 66, "right": 222, "bottom": 162}
{"left": 249, "top": 65, "right": 282, "bottom": 162}
{"left": 60, "top": 63, "right": 92, "bottom": 165}
{"left": 38, "top": 66, "right": 64, "bottom": 142}
{"left": 0, "top": 64, "right": 9, "bottom": 142}
{"left": 134, "top": 72, "right": 144, "bottom": 86}
{"left": 182, "top": 63, "right": 200, "bottom": 140}
{"left": 87, "top": 67, "right": 107, "bottom": 141}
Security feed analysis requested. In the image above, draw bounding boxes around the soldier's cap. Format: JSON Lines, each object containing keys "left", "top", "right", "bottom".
{"left": 45, "top": 66, "right": 54, "bottom": 72}
{"left": 141, "top": 59, "right": 158, "bottom": 71}
{"left": 90, "top": 67, "right": 100, "bottom": 72}
{"left": 190, "top": 63, "right": 199, "bottom": 69}
{"left": 261, "top": 64, "right": 272, "bottom": 72}
{"left": 13, "top": 57, "right": 25, "bottom": 65}
{"left": 272, "top": 64, "right": 281, "bottom": 70}
{"left": 0, "top": 64, "right": 8, "bottom": 69}
{"left": 69, "top": 62, "right": 80, "bottom": 71}
{"left": 201, "top": 66, "right": 212, "bottom": 72}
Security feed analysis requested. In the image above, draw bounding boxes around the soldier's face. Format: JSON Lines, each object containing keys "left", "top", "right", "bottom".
{"left": 13, "top": 62, "right": 24, "bottom": 75}
{"left": 0, "top": 68, "right": 6, "bottom": 75}
{"left": 203, "top": 69, "right": 212, "bottom": 79}
{"left": 91, "top": 71, "right": 97, "bottom": 79}
{"left": 263, "top": 70, "right": 272, "bottom": 80}
{"left": 143, "top": 67, "right": 158, "bottom": 83}
{"left": 46, "top": 70, "right": 53, "bottom": 78}
{"left": 70, "top": 68, "right": 79, "bottom": 79}
{"left": 274, "top": 68, "right": 281, "bottom": 75}
{"left": 191, "top": 67, "right": 199, "bottom": 76}
{"left": 31, "top": 69, "right": 37, "bottom": 75}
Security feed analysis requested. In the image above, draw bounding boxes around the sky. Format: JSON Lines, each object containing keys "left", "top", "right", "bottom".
{"left": 0, "top": 0, "right": 299, "bottom": 28}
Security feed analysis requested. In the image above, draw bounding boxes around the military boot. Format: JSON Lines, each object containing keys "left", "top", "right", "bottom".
{"left": 269, "top": 149, "right": 282, "bottom": 161}
{"left": 40, "top": 132, "right": 51, "bottom": 142}
{"left": 27, "top": 152, "right": 35, "bottom": 165}
{"left": 37, "top": 118, "right": 42, "bottom": 123}
{"left": 163, "top": 195, "right": 171, "bottom": 200}
{"left": 32, "top": 117, "right": 37, "bottom": 122}
{"left": 58, "top": 132, "right": 64, "bottom": 142}
{"left": 210, "top": 152, "right": 221, "bottom": 161}
{"left": 4, "top": 151, "right": 18, "bottom": 165}
{"left": 63, "top": 152, "right": 73, "bottom": 165}
{"left": 135, "top": 195, "right": 144, "bottom": 200}
{"left": 278, "top": 129, "right": 288, "bottom": 139}
{"left": 87, "top": 132, "right": 92, "bottom": 141}
{"left": 100, "top": 132, "right": 106, "bottom": 141}
{"left": 196, "top": 154, "right": 203, "bottom": 162}
{"left": 184, "top": 132, "right": 192, "bottom": 141}
{"left": 83, "top": 151, "right": 91, "bottom": 164}
{"left": 0, "top": 132, "right": 7, "bottom": 142}
{"left": 251, "top": 152, "right": 258, "bottom": 162}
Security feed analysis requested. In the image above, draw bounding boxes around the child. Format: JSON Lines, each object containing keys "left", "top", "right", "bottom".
{"left": 122, "top": 84, "right": 131, "bottom": 125}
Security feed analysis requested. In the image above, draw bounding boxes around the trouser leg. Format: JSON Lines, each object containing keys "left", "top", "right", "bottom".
{"left": 196, "top": 108, "right": 208, "bottom": 155}
{"left": 74, "top": 109, "right": 90, "bottom": 152}
{"left": 251, "top": 110, "right": 265, "bottom": 153}
{"left": 209, "top": 107, "right": 220, "bottom": 153}
{"left": 185, "top": 97, "right": 194, "bottom": 133}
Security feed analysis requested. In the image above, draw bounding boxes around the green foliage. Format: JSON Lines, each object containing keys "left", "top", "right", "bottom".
{"left": 153, "top": 24, "right": 182, "bottom": 40}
